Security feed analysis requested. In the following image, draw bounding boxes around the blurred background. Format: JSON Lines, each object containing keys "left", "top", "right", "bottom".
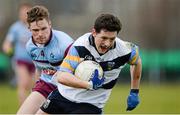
{"left": 0, "top": 0, "right": 179, "bottom": 114}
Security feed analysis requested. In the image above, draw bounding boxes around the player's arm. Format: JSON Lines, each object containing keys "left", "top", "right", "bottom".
{"left": 2, "top": 39, "right": 14, "bottom": 56}
{"left": 126, "top": 42, "right": 142, "bottom": 88}
{"left": 2, "top": 25, "right": 16, "bottom": 56}
{"left": 130, "top": 57, "right": 142, "bottom": 89}
{"left": 55, "top": 71, "right": 91, "bottom": 89}
{"left": 55, "top": 46, "right": 104, "bottom": 90}
{"left": 55, "top": 45, "right": 91, "bottom": 89}
{"left": 126, "top": 42, "right": 142, "bottom": 111}
{"left": 56, "top": 69, "right": 103, "bottom": 90}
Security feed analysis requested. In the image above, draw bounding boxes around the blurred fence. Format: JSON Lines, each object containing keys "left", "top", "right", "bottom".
{"left": 118, "top": 50, "right": 180, "bottom": 84}
{"left": 0, "top": 53, "right": 11, "bottom": 82}
{"left": 141, "top": 50, "right": 180, "bottom": 83}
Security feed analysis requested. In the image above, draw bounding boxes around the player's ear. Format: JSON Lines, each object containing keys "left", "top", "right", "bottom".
{"left": 92, "top": 28, "right": 97, "bottom": 37}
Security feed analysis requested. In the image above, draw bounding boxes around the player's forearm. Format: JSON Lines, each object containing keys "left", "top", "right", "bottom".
{"left": 2, "top": 40, "right": 13, "bottom": 55}
{"left": 56, "top": 71, "right": 89, "bottom": 89}
{"left": 130, "top": 58, "right": 142, "bottom": 89}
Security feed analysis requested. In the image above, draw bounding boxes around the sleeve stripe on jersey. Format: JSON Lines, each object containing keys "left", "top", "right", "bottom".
{"left": 129, "top": 48, "right": 139, "bottom": 65}
{"left": 65, "top": 55, "right": 81, "bottom": 63}
{"left": 61, "top": 61, "right": 75, "bottom": 72}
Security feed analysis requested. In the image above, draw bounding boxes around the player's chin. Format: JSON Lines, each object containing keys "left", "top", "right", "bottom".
{"left": 99, "top": 48, "right": 109, "bottom": 54}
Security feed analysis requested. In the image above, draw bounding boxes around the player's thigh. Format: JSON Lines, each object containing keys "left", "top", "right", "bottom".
{"left": 17, "top": 91, "right": 46, "bottom": 114}
{"left": 15, "top": 64, "right": 30, "bottom": 77}
{"left": 16, "top": 65, "right": 33, "bottom": 87}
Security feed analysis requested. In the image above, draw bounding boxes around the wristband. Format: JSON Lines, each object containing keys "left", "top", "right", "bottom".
{"left": 130, "top": 89, "right": 139, "bottom": 93}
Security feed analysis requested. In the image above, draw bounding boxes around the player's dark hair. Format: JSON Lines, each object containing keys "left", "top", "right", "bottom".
{"left": 94, "top": 14, "right": 122, "bottom": 34}
{"left": 27, "top": 5, "right": 49, "bottom": 24}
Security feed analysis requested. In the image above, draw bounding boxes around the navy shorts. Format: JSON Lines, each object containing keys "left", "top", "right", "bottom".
{"left": 40, "top": 89, "right": 102, "bottom": 114}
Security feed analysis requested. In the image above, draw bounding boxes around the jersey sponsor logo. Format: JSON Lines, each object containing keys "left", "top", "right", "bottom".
{"left": 96, "top": 57, "right": 104, "bottom": 61}
{"left": 42, "top": 68, "right": 57, "bottom": 75}
{"left": 84, "top": 55, "right": 93, "bottom": 60}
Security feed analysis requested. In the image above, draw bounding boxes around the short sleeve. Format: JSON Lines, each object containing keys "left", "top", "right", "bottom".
{"left": 59, "top": 46, "right": 81, "bottom": 73}
{"left": 125, "top": 42, "right": 140, "bottom": 65}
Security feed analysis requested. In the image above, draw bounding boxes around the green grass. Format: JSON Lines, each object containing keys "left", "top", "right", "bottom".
{"left": 0, "top": 84, "right": 18, "bottom": 114}
{"left": 104, "top": 83, "right": 180, "bottom": 114}
{"left": 0, "top": 83, "right": 180, "bottom": 114}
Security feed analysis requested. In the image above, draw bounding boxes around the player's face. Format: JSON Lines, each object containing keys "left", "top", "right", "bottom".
{"left": 29, "top": 19, "right": 52, "bottom": 44}
{"left": 92, "top": 29, "right": 117, "bottom": 54}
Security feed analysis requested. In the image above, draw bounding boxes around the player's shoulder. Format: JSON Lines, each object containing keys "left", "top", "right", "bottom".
{"left": 52, "top": 29, "right": 73, "bottom": 43}
{"left": 52, "top": 30, "right": 72, "bottom": 39}
{"left": 115, "top": 37, "right": 136, "bottom": 55}
{"left": 116, "top": 37, "right": 137, "bottom": 49}
{"left": 73, "top": 33, "right": 91, "bottom": 46}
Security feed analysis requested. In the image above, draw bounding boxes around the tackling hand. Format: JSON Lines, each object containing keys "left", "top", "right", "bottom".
{"left": 88, "top": 69, "right": 105, "bottom": 90}
{"left": 126, "top": 89, "right": 140, "bottom": 111}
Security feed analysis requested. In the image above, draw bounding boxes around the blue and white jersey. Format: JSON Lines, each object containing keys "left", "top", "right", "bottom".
{"left": 6, "top": 21, "right": 32, "bottom": 62}
{"left": 57, "top": 33, "right": 140, "bottom": 108}
{"left": 26, "top": 30, "right": 73, "bottom": 84}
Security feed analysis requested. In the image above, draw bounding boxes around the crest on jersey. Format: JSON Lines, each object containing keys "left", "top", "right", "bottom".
{"left": 96, "top": 57, "right": 104, "bottom": 61}
{"left": 107, "top": 61, "right": 115, "bottom": 70}
{"left": 50, "top": 53, "right": 55, "bottom": 58}
{"left": 42, "top": 99, "right": 51, "bottom": 109}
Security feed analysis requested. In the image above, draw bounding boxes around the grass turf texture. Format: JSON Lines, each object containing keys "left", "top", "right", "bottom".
{"left": 0, "top": 83, "right": 179, "bottom": 114}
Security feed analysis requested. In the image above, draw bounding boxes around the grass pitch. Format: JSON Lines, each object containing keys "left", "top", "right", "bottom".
{"left": 0, "top": 83, "right": 180, "bottom": 114}
{"left": 104, "top": 83, "right": 180, "bottom": 114}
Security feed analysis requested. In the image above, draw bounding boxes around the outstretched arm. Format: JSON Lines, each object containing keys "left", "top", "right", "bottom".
{"left": 130, "top": 57, "right": 142, "bottom": 89}
{"left": 127, "top": 57, "right": 142, "bottom": 111}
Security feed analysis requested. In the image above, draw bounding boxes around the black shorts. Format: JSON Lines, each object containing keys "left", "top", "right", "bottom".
{"left": 40, "top": 89, "right": 102, "bottom": 114}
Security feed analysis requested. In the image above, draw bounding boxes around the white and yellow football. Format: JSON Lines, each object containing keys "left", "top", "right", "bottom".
{"left": 74, "top": 60, "right": 103, "bottom": 81}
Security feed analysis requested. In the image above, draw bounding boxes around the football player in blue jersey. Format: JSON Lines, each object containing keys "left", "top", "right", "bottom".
{"left": 2, "top": 3, "right": 35, "bottom": 106}
{"left": 37, "top": 14, "right": 142, "bottom": 114}
{"left": 17, "top": 5, "right": 73, "bottom": 114}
